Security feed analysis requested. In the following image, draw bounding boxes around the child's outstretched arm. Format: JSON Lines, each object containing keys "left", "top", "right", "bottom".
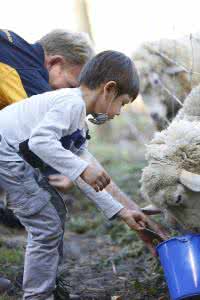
{"left": 75, "top": 176, "right": 146, "bottom": 231}
{"left": 78, "top": 150, "right": 168, "bottom": 256}
{"left": 117, "top": 207, "right": 147, "bottom": 231}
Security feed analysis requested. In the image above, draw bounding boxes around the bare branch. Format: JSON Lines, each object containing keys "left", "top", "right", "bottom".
{"left": 190, "top": 33, "right": 194, "bottom": 84}
{"left": 151, "top": 47, "right": 200, "bottom": 76}
{"left": 158, "top": 78, "right": 183, "bottom": 107}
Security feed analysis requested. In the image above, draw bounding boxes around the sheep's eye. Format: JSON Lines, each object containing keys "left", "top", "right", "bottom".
{"left": 149, "top": 73, "right": 160, "bottom": 86}
{"left": 153, "top": 79, "right": 159, "bottom": 85}
{"left": 176, "top": 194, "right": 182, "bottom": 204}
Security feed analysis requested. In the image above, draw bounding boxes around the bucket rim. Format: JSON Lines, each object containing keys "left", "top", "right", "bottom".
{"left": 156, "top": 233, "right": 200, "bottom": 252}
{"left": 177, "top": 291, "right": 200, "bottom": 299}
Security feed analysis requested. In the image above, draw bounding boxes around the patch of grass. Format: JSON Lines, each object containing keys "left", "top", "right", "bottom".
{"left": 88, "top": 127, "right": 146, "bottom": 203}
{"left": 0, "top": 247, "right": 23, "bottom": 266}
{"left": 68, "top": 215, "right": 103, "bottom": 234}
{"left": 0, "top": 239, "right": 24, "bottom": 281}
{"left": 107, "top": 220, "right": 139, "bottom": 245}
{"left": 0, "top": 295, "right": 14, "bottom": 300}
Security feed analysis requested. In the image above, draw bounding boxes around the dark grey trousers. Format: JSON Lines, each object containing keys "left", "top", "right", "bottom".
{"left": 0, "top": 158, "right": 67, "bottom": 300}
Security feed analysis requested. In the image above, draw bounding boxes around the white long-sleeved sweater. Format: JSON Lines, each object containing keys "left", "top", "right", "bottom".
{"left": 0, "top": 88, "right": 124, "bottom": 219}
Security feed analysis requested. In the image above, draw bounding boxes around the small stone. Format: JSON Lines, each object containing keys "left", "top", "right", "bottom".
{"left": 69, "top": 295, "right": 81, "bottom": 300}
{"left": 0, "top": 277, "right": 12, "bottom": 294}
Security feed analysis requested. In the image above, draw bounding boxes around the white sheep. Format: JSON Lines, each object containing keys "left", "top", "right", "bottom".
{"left": 132, "top": 34, "right": 200, "bottom": 130}
{"left": 141, "top": 84, "right": 200, "bottom": 231}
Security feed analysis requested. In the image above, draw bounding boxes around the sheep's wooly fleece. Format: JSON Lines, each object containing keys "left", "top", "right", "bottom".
{"left": 182, "top": 84, "right": 200, "bottom": 118}
{"left": 141, "top": 85, "right": 200, "bottom": 201}
{"left": 142, "top": 120, "right": 200, "bottom": 195}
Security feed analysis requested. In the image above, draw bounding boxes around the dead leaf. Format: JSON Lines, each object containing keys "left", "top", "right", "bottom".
{"left": 111, "top": 296, "right": 123, "bottom": 300}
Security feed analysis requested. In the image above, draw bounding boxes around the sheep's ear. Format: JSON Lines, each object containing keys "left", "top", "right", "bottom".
{"left": 165, "top": 66, "right": 185, "bottom": 75}
{"left": 180, "top": 169, "right": 200, "bottom": 192}
{"left": 141, "top": 204, "right": 162, "bottom": 215}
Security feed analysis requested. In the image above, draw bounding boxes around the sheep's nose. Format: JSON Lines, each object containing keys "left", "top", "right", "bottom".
{"left": 150, "top": 112, "right": 160, "bottom": 121}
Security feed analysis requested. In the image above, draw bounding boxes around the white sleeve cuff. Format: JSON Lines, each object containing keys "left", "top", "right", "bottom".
{"left": 75, "top": 177, "right": 124, "bottom": 220}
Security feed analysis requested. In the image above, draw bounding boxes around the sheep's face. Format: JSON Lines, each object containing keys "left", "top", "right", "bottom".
{"left": 134, "top": 54, "right": 189, "bottom": 130}
{"left": 141, "top": 166, "right": 200, "bottom": 231}
{"left": 152, "top": 183, "right": 186, "bottom": 207}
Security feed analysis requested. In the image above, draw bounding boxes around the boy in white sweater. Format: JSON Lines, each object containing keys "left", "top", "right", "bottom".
{"left": 0, "top": 50, "right": 147, "bottom": 299}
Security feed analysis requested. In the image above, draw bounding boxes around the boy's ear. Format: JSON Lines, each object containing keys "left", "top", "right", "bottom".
{"left": 104, "top": 81, "right": 118, "bottom": 97}
{"left": 45, "top": 55, "right": 66, "bottom": 70}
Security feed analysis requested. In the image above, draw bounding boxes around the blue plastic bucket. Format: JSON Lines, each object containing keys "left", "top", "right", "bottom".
{"left": 156, "top": 234, "right": 200, "bottom": 299}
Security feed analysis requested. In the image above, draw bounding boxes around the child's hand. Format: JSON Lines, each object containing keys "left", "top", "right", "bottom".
{"left": 117, "top": 208, "right": 147, "bottom": 231}
{"left": 48, "top": 174, "right": 74, "bottom": 192}
{"left": 80, "top": 165, "right": 111, "bottom": 192}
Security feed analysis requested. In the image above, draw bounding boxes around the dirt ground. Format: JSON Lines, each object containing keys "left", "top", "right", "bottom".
{"left": 61, "top": 230, "right": 169, "bottom": 300}
{"left": 0, "top": 217, "right": 169, "bottom": 300}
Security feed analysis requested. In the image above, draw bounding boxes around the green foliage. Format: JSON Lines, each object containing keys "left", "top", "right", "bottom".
{"left": 68, "top": 215, "right": 102, "bottom": 234}
{"left": 0, "top": 247, "right": 23, "bottom": 266}
{"left": 107, "top": 221, "right": 138, "bottom": 245}
{"left": 88, "top": 124, "right": 146, "bottom": 203}
{"left": 0, "top": 237, "right": 23, "bottom": 281}
{"left": 0, "top": 295, "right": 13, "bottom": 300}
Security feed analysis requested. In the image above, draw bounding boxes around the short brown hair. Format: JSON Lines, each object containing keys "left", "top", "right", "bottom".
{"left": 79, "top": 50, "right": 140, "bottom": 100}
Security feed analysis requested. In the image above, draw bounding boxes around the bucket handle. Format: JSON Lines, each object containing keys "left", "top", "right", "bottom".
{"left": 173, "top": 237, "right": 189, "bottom": 243}
{"left": 172, "top": 235, "right": 200, "bottom": 243}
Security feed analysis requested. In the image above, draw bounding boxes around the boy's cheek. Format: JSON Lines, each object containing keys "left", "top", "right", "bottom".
{"left": 107, "top": 112, "right": 114, "bottom": 119}
{"left": 107, "top": 106, "right": 116, "bottom": 116}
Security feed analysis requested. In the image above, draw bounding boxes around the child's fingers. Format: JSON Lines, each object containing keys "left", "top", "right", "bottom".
{"left": 92, "top": 183, "right": 100, "bottom": 192}
{"left": 134, "top": 212, "right": 148, "bottom": 224}
{"left": 98, "top": 172, "right": 110, "bottom": 186}
{"left": 138, "top": 220, "right": 146, "bottom": 228}
{"left": 133, "top": 221, "right": 144, "bottom": 231}
{"left": 95, "top": 174, "right": 111, "bottom": 191}
{"left": 135, "top": 219, "right": 147, "bottom": 230}
{"left": 105, "top": 174, "right": 111, "bottom": 185}
{"left": 99, "top": 176, "right": 109, "bottom": 188}
{"left": 48, "top": 174, "right": 60, "bottom": 181}
{"left": 80, "top": 165, "right": 111, "bottom": 190}
{"left": 121, "top": 210, "right": 148, "bottom": 231}
{"left": 126, "top": 217, "right": 144, "bottom": 231}
{"left": 48, "top": 175, "right": 73, "bottom": 190}
{"left": 48, "top": 174, "right": 68, "bottom": 182}
{"left": 95, "top": 179, "right": 104, "bottom": 191}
